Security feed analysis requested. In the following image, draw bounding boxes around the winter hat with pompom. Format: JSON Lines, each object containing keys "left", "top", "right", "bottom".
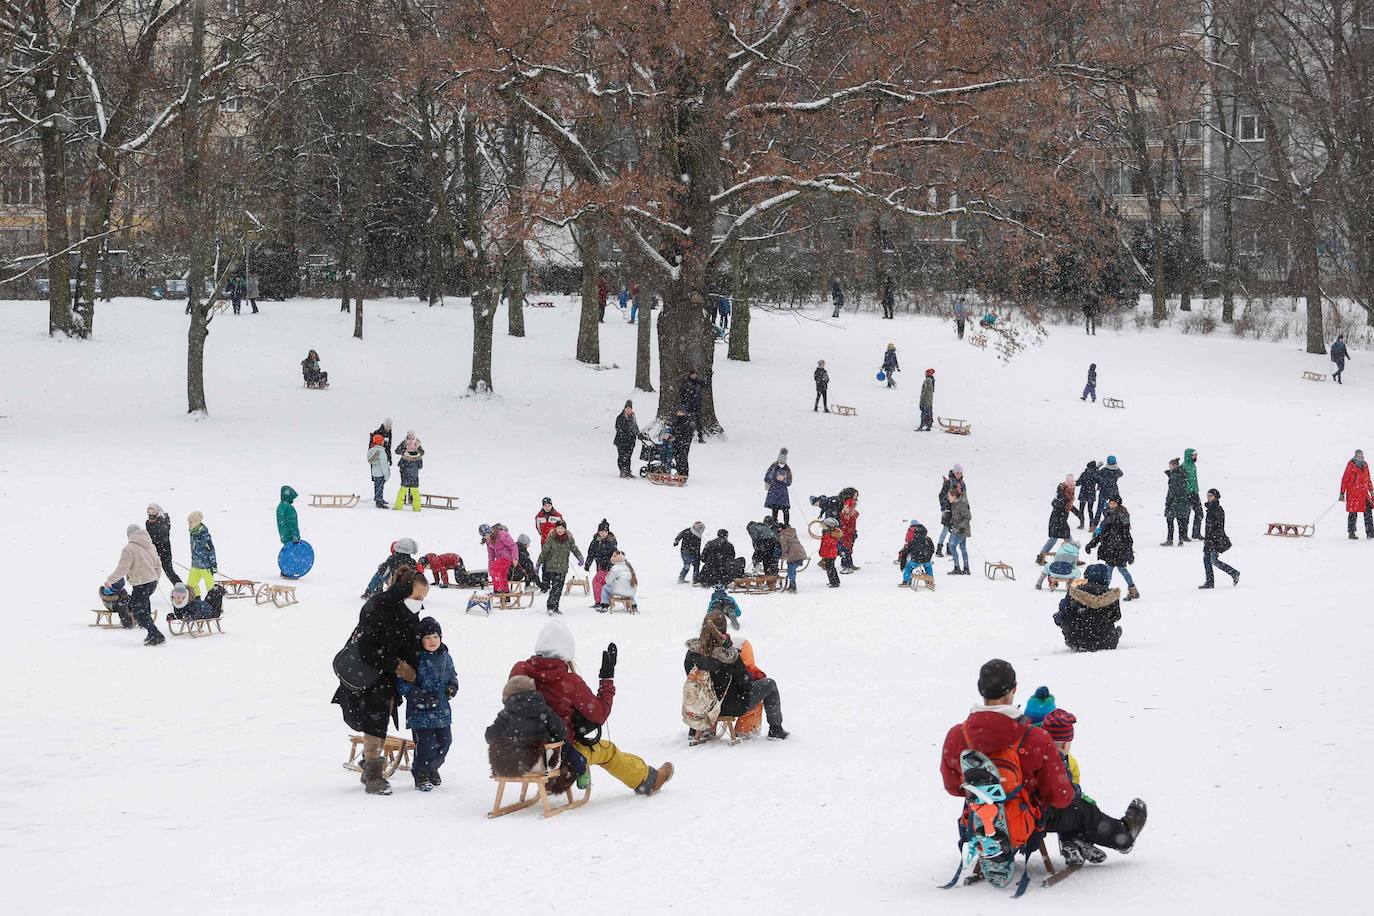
{"left": 1043, "top": 709, "right": 1077, "bottom": 743}
{"left": 1025, "top": 686, "right": 1057, "bottom": 725}
{"left": 777, "top": 448, "right": 789, "bottom": 465}
{"left": 395, "top": 537, "right": 418, "bottom": 556}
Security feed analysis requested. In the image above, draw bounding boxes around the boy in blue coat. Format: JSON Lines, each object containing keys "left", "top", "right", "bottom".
{"left": 398, "top": 617, "right": 459, "bottom": 791}
{"left": 706, "top": 585, "right": 741, "bottom": 630}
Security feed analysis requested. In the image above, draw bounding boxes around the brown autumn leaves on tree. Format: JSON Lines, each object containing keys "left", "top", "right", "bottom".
{"left": 409, "top": 0, "right": 1120, "bottom": 430}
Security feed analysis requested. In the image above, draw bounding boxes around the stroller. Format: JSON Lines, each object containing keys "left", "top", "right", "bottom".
{"left": 637, "top": 432, "right": 674, "bottom": 478}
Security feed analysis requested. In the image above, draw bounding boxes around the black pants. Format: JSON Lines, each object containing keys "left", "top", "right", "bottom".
{"left": 1187, "top": 493, "right": 1204, "bottom": 539}
{"left": 616, "top": 443, "right": 633, "bottom": 476}
{"left": 130, "top": 582, "right": 163, "bottom": 638}
{"left": 1349, "top": 509, "right": 1374, "bottom": 537}
{"left": 412, "top": 726, "right": 452, "bottom": 783}
{"left": 675, "top": 443, "right": 691, "bottom": 478}
{"left": 156, "top": 549, "right": 182, "bottom": 584}
{"left": 691, "top": 409, "right": 704, "bottom": 443}
{"left": 770, "top": 506, "right": 791, "bottom": 526}
{"left": 744, "top": 677, "right": 783, "bottom": 728}
{"left": 249, "top": 298, "right": 259, "bottom": 314}
{"left": 882, "top": 302, "right": 893, "bottom": 319}
{"left": 1044, "top": 797, "right": 1133, "bottom": 850}
{"left": 544, "top": 572, "right": 566, "bottom": 611}
{"left": 820, "top": 557, "right": 840, "bottom": 586}
{"left": 1085, "top": 316, "right": 1096, "bottom": 335}
{"left": 1077, "top": 494, "right": 1094, "bottom": 527}
{"left": 1165, "top": 517, "right": 1188, "bottom": 542}
{"left": 815, "top": 386, "right": 828, "bottom": 411}
{"left": 955, "top": 318, "right": 965, "bottom": 339}
{"left": 1203, "top": 548, "right": 1239, "bottom": 585}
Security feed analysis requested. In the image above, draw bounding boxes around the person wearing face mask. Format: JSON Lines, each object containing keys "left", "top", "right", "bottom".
{"left": 333, "top": 566, "right": 428, "bottom": 795}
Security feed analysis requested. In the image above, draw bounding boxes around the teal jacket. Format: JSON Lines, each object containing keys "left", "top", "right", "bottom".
{"left": 277, "top": 486, "right": 300, "bottom": 543}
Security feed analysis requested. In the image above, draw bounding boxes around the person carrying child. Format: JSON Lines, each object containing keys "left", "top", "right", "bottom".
{"left": 396, "top": 617, "right": 458, "bottom": 791}
{"left": 485, "top": 675, "right": 570, "bottom": 781}
{"left": 674, "top": 521, "right": 705, "bottom": 584}
{"left": 510, "top": 621, "right": 673, "bottom": 797}
{"left": 367, "top": 435, "right": 390, "bottom": 508}
{"left": 392, "top": 435, "right": 424, "bottom": 511}
{"left": 898, "top": 519, "right": 935, "bottom": 586}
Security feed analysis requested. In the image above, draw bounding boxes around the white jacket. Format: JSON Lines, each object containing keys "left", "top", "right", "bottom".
{"left": 367, "top": 445, "right": 390, "bottom": 479}
{"left": 604, "top": 561, "right": 636, "bottom": 597}
{"left": 107, "top": 529, "right": 162, "bottom": 587}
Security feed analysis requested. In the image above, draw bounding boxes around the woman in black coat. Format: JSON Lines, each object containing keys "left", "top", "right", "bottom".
{"left": 145, "top": 503, "right": 181, "bottom": 584}
{"left": 333, "top": 566, "right": 427, "bottom": 794}
{"left": 614, "top": 401, "right": 639, "bottom": 478}
{"left": 1200, "top": 488, "right": 1240, "bottom": 589}
{"left": 682, "top": 614, "right": 785, "bottom": 740}
{"left": 699, "top": 530, "right": 738, "bottom": 588}
{"left": 1086, "top": 496, "right": 1138, "bottom": 601}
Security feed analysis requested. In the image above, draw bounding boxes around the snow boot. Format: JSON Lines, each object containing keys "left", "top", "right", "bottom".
{"left": 1231, "top": 571, "right": 1240, "bottom": 586}
{"left": 767, "top": 725, "right": 789, "bottom": 740}
{"left": 635, "top": 762, "right": 674, "bottom": 796}
{"left": 1198, "top": 582, "right": 1214, "bottom": 589}
{"left": 362, "top": 757, "right": 392, "bottom": 795}
{"left": 1125, "top": 586, "right": 1140, "bottom": 601}
{"left": 936, "top": 544, "right": 945, "bottom": 557}
{"left": 145, "top": 632, "right": 166, "bottom": 647}
{"left": 1350, "top": 532, "right": 1359, "bottom": 540}
{"left": 1059, "top": 839, "right": 1085, "bottom": 867}
{"left": 1159, "top": 538, "right": 1173, "bottom": 546}
{"left": 429, "top": 771, "right": 442, "bottom": 787}
{"left": 1118, "top": 799, "right": 1148, "bottom": 853}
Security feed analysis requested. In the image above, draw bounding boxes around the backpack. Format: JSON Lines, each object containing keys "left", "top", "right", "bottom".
{"left": 681, "top": 667, "right": 725, "bottom": 731}
{"left": 942, "top": 725, "right": 1042, "bottom": 896}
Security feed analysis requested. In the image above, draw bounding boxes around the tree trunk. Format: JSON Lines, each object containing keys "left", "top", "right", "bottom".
{"left": 728, "top": 245, "right": 750, "bottom": 361}
{"left": 635, "top": 285, "right": 654, "bottom": 391}
{"left": 1177, "top": 214, "right": 1194, "bottom": 314}
{"left": 470, "top": 287, "right": 495, "bottom": 391}
{"left": 1219, "top": 134, "right": 1236, "bottom": 323}
{"left": 37, "top": 110, "right": 75, "bottom": 337}
{"left": 183, "top": 0, "right": 210, "bottom": 414}
{"left": 353, "top": 290, "right": 364, "bottom": 339}
{"left": 507, "top": 261, "right": 526, "bottom": 336}
{"left": 506, "top": 113, "right": 528, "bottom": 337}
{"left": 1296, "top": 206, "right": 1326, "bottom": 353}
{"left": 656, "top": 283, "right": 722, "bottom": 435}
{"left": 576, "top": 224, "right": 601, "bottom": 364}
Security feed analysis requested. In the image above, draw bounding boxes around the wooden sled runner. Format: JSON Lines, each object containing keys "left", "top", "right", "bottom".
{"left": 1302, "top": 371, "right": 1327, "bottom": 382}
{"left": 532, "top": 300, "right": 555, "bottom": 308}
{"left": 938, "top": 417, "right": 972, "bottom": 436}
{"left": 906, "top": 573, "right": 936, "bottom": 591}
{"left": 606, "top": 595, "right": 639, "bottom": 613}
{"left": 729, "top": 575, "right": 783, "bottom": 594}
{"left": 91, "top": 608, "right": 128, "bottom": 629}
{"left": 489, "top": 742, "right": 591, "bottom": 819}
{"left": 948, "top": 840, "right": 1079, "bottom": 896}
{"left": 1265, "top": 522, "right": 1315, "bottom": 538}
{"left": 984, "top": 561, "right": 1016, "bottom": 581}
{"left": 969, "top": 334, "right": 988, "bottom": 350}
{"left": 167, "top": 614, "right": 224, "bottom": 637}
{"left": 1103, "top": 397, "right": 1125, "bottom": 409}
{"left": 832, "top": 405, "right": 857, "bottom": 417}
{"left": 221, "top": 578, "right": 262, "bottom": 599}
{"left": 691, "top": 715, "right": 748, "bottom": 747}
{"left": 467, "top": 583, "right": 535, "bottom": 613}
{"left": 310, "top": 493, "right": 359, "bottom": 509}
{"left": 344, "top": 734, "right": 414, "bottom": 778}
{"left": 648, "top": 472, "right": 688, "bottom": 487}
{"left": 255, "top": 585, "right": 298, "bottom": 607}
{"left": 563, "top": 575, "right": 590, "bottom": 596}
{"left": 420, "top": 493, "right": 459, "bottom": 510}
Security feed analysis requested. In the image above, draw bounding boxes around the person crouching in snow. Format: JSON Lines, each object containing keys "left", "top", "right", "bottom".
{"left": 683, "top": 615, "right": 787, "bottom": 741}
{"left": 597, "top": 550, "right": 638, "bottom": 612}
{"left": 392, "top": 441, "right": 423, "bottom": 511}
{"left": 367, "top": 435, "right": 390, "bottom": 508}
{"left": 481, "top": 524, "right": 518, "bottom": 593}
{"left": 396, "top": 617, "right": 458, "bottom": 791}
{"left": 707, "top": 585, "right": 742, "bottom": 630}
{"left": 1054, "top": 563, "right": 1122, "bottom": 650}
{"left": 420, "top": 552, "right": 465, "bottom": 588}
{"left": 898, "top": 520, "right": 935, "bottom": 586}
{"left": 510, "top": 621, "right": 673, "bottom": 796}
{"left": 818, "top": 518, "right": 842, "bottom": 588}
{"left": 746, "top": 517, "right": 781, "bottom": 576}
{"left": 511, "top": 533, "right": 544, "bottom": 591}
{"left": 362, "top": 537, "right": 418, "bottom": 599}
{"left": 486, "top": 675, "right": 571, "bottom": 783}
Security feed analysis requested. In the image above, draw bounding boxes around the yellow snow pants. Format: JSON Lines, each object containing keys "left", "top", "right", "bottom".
{"left": 574, "top": 739, "right": 649, "bottom": 791}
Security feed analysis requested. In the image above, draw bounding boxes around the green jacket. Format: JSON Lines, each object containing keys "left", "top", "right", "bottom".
{"left": 1182, "top": 449, "right": 1198, "bottom": 494}
{"left": 277, "top": 486, "right": 300, "bottom": 543}
{"left": 1164, "top": 467, "right": 1190, "bottom": 518}
{"left": 920, "top": 376, "right": 934, "bottom": 410}
{"left": 537, "top": 531, "right": 583, "bottom": 575}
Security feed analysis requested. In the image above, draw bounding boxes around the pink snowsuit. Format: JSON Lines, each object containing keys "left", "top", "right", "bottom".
{"left": 486, "top": 529, "right": 518, "bottom": 593}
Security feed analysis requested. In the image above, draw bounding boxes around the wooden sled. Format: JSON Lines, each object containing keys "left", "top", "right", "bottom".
{"left": 938, "top": 417, "right": 972, "bottom": 436}
{"left": 310, "top": 493, "right": 360, "bottom": 509}
{"left": 255, "top": 585, "right": 298, "bottom": 607}
{"left": 832, "top": 405, "right": 857, "bottom": 417}
{"left": 906, "top": 573, "right": 936, "bottom": 591}
{"left": 969, "top": 334, "right": 988, "bottom": 350}
{"left": 563, "top": 575, "right": 590, "bottom": 596}
{"left": 419, "top": 492, "right": 459, "bottom": 510}
{"left": 531, "top": 299, "right": 555, "bottom": 308}
{"left": 305, "top": 379, "right": 329, "bottom": 390}
{"left": 489, "top": 742, "right": 591, "bottom": 819}
{"left": 1302, "top": 370, "right": 1327, "bottom": 382}
{"left": 729, "top": 574, "right": 783, "bottom": 595}
{"left": 1265, "top": 521, "right": 1315, "bottom": 538}
{"left": 1103, "top": 397, "right": 1125, "bottom": 409}
{"left": 691, "top": 715, "right": 748, "bottom": 747}
{"left": 167, "top": 614, "right": 224, "bottom": 637}
{"left": 343, "top": 734, "right": 415, "bottom": 778}
{"left": 607, "top": 595, "right": 639, "bottom": 613}
{"left": 221, "top": 578, "right": 262, "bottom": 600}
{"left": 984, "top": 561, "right": 1016, "bottom": 581}
{"left": 648, "top": 472, "right": 688, "bottom": 487}
{"left": 91, "top": 608, "right": 129, "bottom": 629}
{"left": 468, "top": 586, "right": 535, "bottom": 613}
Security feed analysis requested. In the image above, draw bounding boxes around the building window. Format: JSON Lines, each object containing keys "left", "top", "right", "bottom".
{"left": 1236, "top": 168, "right": 1260, "bottom": 196}
{"left": 1182, "top": 120, "right": 1202, "bottom": 141}
{"left": 223, "top": 0, "right": 242, "bottom": 14}
{"left": 220, "top": 90, "right": 242, "bottom": 112}
{"left": 1239, "top": 228, "right": 1260, "bottom": 257}
{"left": 1238, "top": 114, "right": 1264, "bottom": 142}
{"left": 2, "top": 165, "right": 41, "bottom": 206}
{"left": 224, "top": 136, "right": 248, "bottom": 155}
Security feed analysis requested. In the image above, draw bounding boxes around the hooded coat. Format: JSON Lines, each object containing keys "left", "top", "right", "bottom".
{"left": 1076, "top": 462, "right": 1099, "bottom": 499}
{"left": 614, "top": 411, "right": 639, "bottom": 447}
{"left": 370, "top": 424, "right": 393, "bottom": 464}
{"left": 397, "top": 645, "right": 458, "bottom": 729}
{"left": 603, "top": 560, "right": 636, "bottom": 597}
{"left": 1096, "top": 463, "right": 1124, "bottom": 501}
{"left": 486, "top": 528, "right": 519, "bottom": 565}
{"left": 145, "top": 506, "right": 174, "bottom": 565}
{"left": 509, "top": 624, "right": 615, "bottom": 744}
{"left": 1047, "top": 492, "right": 1071, "bottom": 540}
{"left": 898, "top": 523, "right": 935, "bottom": 566}
{"left": 673, "top": 527, "right": 703, "bottom": 559}
{"left": 948, "top": 495, "right": 972, "bottom": 538}
{"left": 1341, "top": 458, "right": 1373, "bottom": 513}
{"left": 397, "top": 452, "right": 423, "bottom": 488}
{"left": 940, "top": 706, "right": 1074, "bottom": 810}
{"left": 1055, "top": 574, "right": 1123, "bottom": 651}
{"left": 778, "top": 526, "right": 808, "bottom": 563}
{"left": 1088, "top": 505, "right": 1134, "bottom": 566}
{"left": 485, "top": 689, "right": 569, "bottom": 776}
{"left": 764, "top": 461, "right": 793, "bottom": 509}
{"left": 1203, "top": 500, "right": 1233, "bottom": 554}
{"left": 107, "top": 528, "right": 161, "bottom": 587}
{"left": 367, "top": 444, "right": 390, "bottom": 479}
{"left": 276, "top": 486, "right": 300, "bottom": 543}
{"left": 331, "top": 578, "right": 422, "bottom": 736}
{"left": 1164, "top": 467, "right": 1190, "bottom": 518}
{"left": 1182, "top": 449, "right": 1199, "bottom": 495}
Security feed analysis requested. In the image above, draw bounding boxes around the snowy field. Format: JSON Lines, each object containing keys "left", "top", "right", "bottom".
{"left": 3, "top": 295, "right": 1368, "bottom": 913}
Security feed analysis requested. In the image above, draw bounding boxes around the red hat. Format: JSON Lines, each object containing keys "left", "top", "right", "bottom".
{"left": 1043, "top": 709, "right": 1077, "bottom": 743}
{"left": 925, "top": 368, "right": 935, "bottom": 376}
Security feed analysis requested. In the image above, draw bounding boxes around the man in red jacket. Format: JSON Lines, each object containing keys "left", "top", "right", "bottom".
{"left": 941, "top": 659, "right": 1147, "bottom": 856}
{"left": 511, "top": 621, "right": 673, "bottom": 796}
{"left": 1340, "top": 449, "right": 1374, "bottom": 540}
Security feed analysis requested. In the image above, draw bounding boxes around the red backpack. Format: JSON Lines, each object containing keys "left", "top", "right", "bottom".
{"left": 942, "top": 724, "right": 1043, "bottom": 896}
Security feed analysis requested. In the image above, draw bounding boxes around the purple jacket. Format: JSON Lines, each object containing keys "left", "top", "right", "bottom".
{"left": 487, "top": 530, "right": 519, "bottom": 565}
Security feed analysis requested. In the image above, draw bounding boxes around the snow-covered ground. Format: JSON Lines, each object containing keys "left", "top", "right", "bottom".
{"left": 3, "top": 295, "right": 1367, "bottom": 913}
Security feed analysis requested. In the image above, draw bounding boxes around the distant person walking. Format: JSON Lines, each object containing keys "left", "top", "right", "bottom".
{"left": 1082, "top": 363, "right": 1097, "bottom": 402}
{"left": 246, "top": 272, "right": 260, "bottom": 313}
{"left": 953, "top": 297, "right": 968, "bottom": 340}
{"left": 1199, "top": 488, "right": 1240, "bottom": 588}
{"left": 814, "top": 360, "right": 830, "bottom": 412}
{"left": 1331, "top": 335, "right": 1349, "bottom": 384}
{"left": 881, "top": 274, "right": 895, "bottom": 320}
{"left": 1340, "top": 449, "right": 1374, "bottom": 539}
{"left": 831, "top": 277, "right": 844, "bottom": 318}
{"left": 917, "top": 368, "right": 935, "bottom": 431}
{"left": 1083, "top": 293, "right": 1098, "bottom": 335}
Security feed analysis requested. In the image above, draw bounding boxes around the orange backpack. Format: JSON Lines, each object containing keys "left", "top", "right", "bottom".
{"left": 943, "top": 725, "right": 1043, "bottom": 895}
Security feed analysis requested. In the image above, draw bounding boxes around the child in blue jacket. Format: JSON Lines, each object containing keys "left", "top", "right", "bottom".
{"left": 397, "top": 617, "right": 459, "bottom": 791}
{"left": 706, "top": 586, "right": 741, "bottom": 630}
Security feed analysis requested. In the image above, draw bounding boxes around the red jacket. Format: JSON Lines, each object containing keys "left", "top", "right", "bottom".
{"left": 940, "top": 709, "right": 1075, "bottom": 812}
{"left": 535, "top": 507, "right": 565, "bottom": 544}
{"left": 819, "top": 530, "right": 840, "bottom": 559}
{"left": 1341, "top": 459, "right": 1373, "bottom": 513}
{"left": 422, "top": 553, "right": 462, "bottom": 575}
{"left": 509, "top": 655, "right": 615, "bottom": 740}
{"left": 840, "top": 499, "right": 859, "bottom": 547}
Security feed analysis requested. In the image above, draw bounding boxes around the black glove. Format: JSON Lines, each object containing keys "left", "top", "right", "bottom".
{"left": 446, "top": 676, "right": 459, "bottom": 699}
{"left": 599, "top": 642, "right": 618, "bottom": 680}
